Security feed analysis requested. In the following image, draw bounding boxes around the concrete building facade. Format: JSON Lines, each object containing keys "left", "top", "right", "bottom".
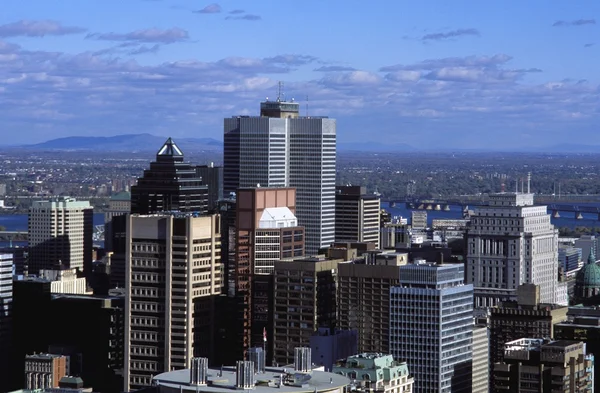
{"left": 310, "top": 328, "right": 358, "bottom": 371}
{"left": 466, "top": 192, "right": 567, "bottom": 308}
{"left": 0, "top": 253, "right": 12, "bottom": 390}
{"left": 390, "top": 263, "right": 473, "bottom": 393}
{"left": 335, "top": 186, "right": 380, "bottom": 248}
{"left": 28, "top": 197, "right": 93, "bottom": 274}
{"left": 333, "top": 353, "right": 414, "bottom": 393}
{"left": 472, "top": 323, "right": 489, "bottom": 393}
{"left": 24, "top": 354, "right": 67, "bottom": 390}
{"left": 124, "top": 213, "right": 222, "bottom": 391}
{"left": 224, "top": 99, "right": 336, "bottom": 255}
{"left": 273, "top": 257, "right": 340, "bottom": 366}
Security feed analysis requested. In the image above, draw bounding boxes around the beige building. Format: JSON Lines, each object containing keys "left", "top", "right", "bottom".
{"left": 24, "top": 353, "right": 67, "bottom": 390}
{"left": 337, "top": 252, "right": 407, "bottom": 354}
{"left": 124, "top": 213, "right": 222, "bottom": 391}
{"left": 490, "top": 284, "right": 567, "bottom": 364}
{"left": 104, "top": 191, "right": 131, "bottom": 252}
{"left": 472, "top": 323, "right": 489, "bottom": 393}
{"left": 493, "top": 338, "right": 594, "bottom": 392}
{"left": 273, "top": 257, "right": 341, "bottom": 366}
{"left": 28, "top": 197, "right": 93, "bottom": 274}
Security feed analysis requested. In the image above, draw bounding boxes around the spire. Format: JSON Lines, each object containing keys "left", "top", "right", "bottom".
{"left": 157, "top": 137, "right": 184, "bottom": 158}
{"left": 588, "top": 249, "right": 596, "bottom": 265}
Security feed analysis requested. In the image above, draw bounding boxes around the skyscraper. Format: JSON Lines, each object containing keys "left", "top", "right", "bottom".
{"left": 224, "top": 98, "right": 336, "bottom": 255}
{"left": 28, "top": 197, "right": 93, "bottom": 275}
{"left": 130, "top": 138, "right": 208, "bottom": 215}
{"left": 124, "top": 213, "right": 222, "bottom": 391}
{"left": 335, "top": 186, "right": 380, "bottom": 248}
{"left": 390, "top": 262, "right": 473, "bottom": 393}
{"left": 0, "top": 254, "right": 12, "bottom": 392}
{"left": 465, "top": 191, "right": 567, "bottom": 307}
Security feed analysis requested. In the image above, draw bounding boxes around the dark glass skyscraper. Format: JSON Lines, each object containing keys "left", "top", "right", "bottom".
{"left": 131, "top": 138, "right": 208, "bottom": 215}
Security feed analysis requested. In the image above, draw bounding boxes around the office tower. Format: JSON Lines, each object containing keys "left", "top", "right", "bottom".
{"left": 489, "top": 284, "right": 567, "bottom": 364}
{"left": 410, "top": 211, "right": 427, "bottom": 231}
{"left": 10, "top": 279, "right": 53, "bottom": 390}
{"left": 104, "top": 191, "right": 130, "bottom": 252}
{"left": 130, "top": 138, "right": 208, "bottom": 215}
{"left": 558, "top": 245, "right": 583, "bottom": 278}
{"left": 196, "top": 163, "right": 223, "bottom": 213}
{"left": 380, "top": 218, "right": 410, "bottom": 249}
{"left": 273, "top": 257, "right": 340, "bottom": 366}
{"left": 333, "top": 354, "right": 414, "bottom": 393}
{"left": 28, "top": 197, "right": 93, "bottom": 275}
{"left": 231, "top": 187, "right": 303, "bottom": 359}
{"left": 0, "top": 254, "right": 12, "bottom": 392}
{"left": 472, "top": 322, "right": 489, "bottom": 393}
{"left": 224, "top": 98, "right": 336, "bottom": 255}
{"left": 310, "top": 328, "right": 358, "bottom": 371}
{"left": 50, "top": 293, "right": 124, "bottom": 393}
{"left": 337, "top": 254, "right": 407, "bottom": 354}
{"left": 335, "top": 186, "right": 380, "bottom": 248}
{"left": 38, "top": 268, "right": 89, "bottom": 294}
{"left": 493, "top": 339, "right": 594, "bottom": 392}
{"left": 390, "top": 262, "right": 473, "bottom": 393}
{"left": 465, "top": 191, "right": 567, "bottom": 308}
{"left": 124, "top": 213, "right": 222, "bottom": 391}
{"left": 24, "top": 353, "right": 68, "bottom": 390}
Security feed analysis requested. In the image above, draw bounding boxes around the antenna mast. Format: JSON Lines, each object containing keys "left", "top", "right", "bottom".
{"left": 306, "top": 95, "right": 309, "bottom": 117}
{"left": 277, "top": 81, "right": 284, "bottom": 102}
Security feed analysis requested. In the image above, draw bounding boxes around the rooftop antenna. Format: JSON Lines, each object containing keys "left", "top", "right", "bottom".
{"left": 277, "top": 81, "right": 284, "bottom": 102}
{"left": 527, "top": 172, "right": 531, "bottom": 194}
{"left": 306, "top": 95, "right": 309, "bottom": 117}
{"left": 521, "top": 177, "right": 524, "bottom": 193}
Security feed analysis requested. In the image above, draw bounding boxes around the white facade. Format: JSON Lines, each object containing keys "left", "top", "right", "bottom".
{"left": 28, "top": 197, "right": 92, "bottom": 272}
{"left": 466, "top": 192, "right": 567, "bottom": 307}
{"left": 471, "top": 324, "right": 489, "bottom": 393}
{"left": 0, "top": 254, "right": 12, "bottom": 373}
{"left": 224, "top": 113, "right": 336, "bottom": 255}
{"left": 390, "top": 263, "right": 473, "bottom": 393}
{"left": 39, "top": 268, "right": 90, "bottom": 294}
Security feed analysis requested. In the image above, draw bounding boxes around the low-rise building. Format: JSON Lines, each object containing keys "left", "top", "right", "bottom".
{"left": 333, "top": 353, "right": 413, "bottom": 393}
{"left": 24, "top": 353, "right": 67, "bottom": 390}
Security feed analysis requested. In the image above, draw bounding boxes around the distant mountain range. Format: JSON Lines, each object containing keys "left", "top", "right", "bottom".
{"left": 5, "top": 134, "right": 600, "bottom": 154}
{"left": 13, "top": 134, "right": 223, "bottom": 152}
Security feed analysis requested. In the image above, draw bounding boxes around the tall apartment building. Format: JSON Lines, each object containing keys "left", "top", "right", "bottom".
{"left": 335, "top": 186, "right": 380, "bottom": 248}
{"left": 28, "top": 197, "right": 93, "bottom": 275}
{"left": 493, "top": 339, "right": 594, "bottom": 392}
{"left": 24, "top": 353, "right": 67, "bottom": 390}
{"left": 0, "top": 254, "right": 12, "bottom": 391}
{"left": 130, "top": 138, "right": 208, "bottom": 215}
{"left": 233, "top": 187, "right": 304, "bottom": 358}
{"left": 196, "top": 163, "right": 223, "bottom": 213}
{"left": 489, "top": 284, "right": 567, "bottom": 364}
{"left": 466, "top": 191, "right": 567, "bottom": 308}
{"left": 332, "top": 353, "right": 414, "bottom": 393}
{"left": 472, "top": 323, "right": 489, "bottom": 393}
{"left": 390, "top": 263, "right": 473, "bottom": 393}
{"left": 104, "top": 191, "right": 130, "bottom": 252}
{"left": 224, "top": 99, "right": 336, "bottom": 255}
{"left": 124, "top": 213, "right": 222, "bottom": 391}
{"left": 273, "top": 257, "right": 340, "bottom": 366}
{"left": 337, "top": 254, "right": 407, "bottom": 354}
{"left": 558, "top": 245, "right": 583, "bottom": 277}
{"left": 410, "top": 211, "right": 427, "bottom": 231}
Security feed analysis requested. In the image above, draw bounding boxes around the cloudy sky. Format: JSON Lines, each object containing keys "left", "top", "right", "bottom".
{"left": 0, "top": 0, "right": 598, "bottom": 149}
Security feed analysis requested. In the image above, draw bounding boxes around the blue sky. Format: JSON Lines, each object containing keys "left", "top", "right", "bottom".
{"left": 0, "top": 0, "right": 598, "bottom": 149}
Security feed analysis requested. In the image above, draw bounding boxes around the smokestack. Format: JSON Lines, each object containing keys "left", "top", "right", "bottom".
{"left": 521, "top": 178, "right": 524, "bottom": 193}
{"left": 439, "top": 252, "right": 444, "bottom": 265}
{"left": 527, "top": 172, "right": 531, "bottom": 194}
{"left": 294, "top": 347, "right": 312, "bottom": 373}
{"left": 190, "top": 357, "right": 208, "bottom": 386}
{"left": 236, "top": 361, "right": 255, "bottom": 389}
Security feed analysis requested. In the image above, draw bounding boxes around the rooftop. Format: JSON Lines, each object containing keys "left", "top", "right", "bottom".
{"left": 157, "top": 137, "right": 184, "bottom": 157}
{"left": 154, "top": 366, "right": 349, "bottom": 393}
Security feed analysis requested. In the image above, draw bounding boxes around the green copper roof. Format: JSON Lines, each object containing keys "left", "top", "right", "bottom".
{"left": 576, "top": 250, "right": 600, "bottom": 289}
{"left": 110, "top": 191, "right": 131, "bottom": 201}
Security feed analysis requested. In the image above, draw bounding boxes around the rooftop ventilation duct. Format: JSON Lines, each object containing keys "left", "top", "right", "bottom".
{"left": 236, "top": 360, "right": 255, "bottom": 389}
{"left": 190, "top": 357, "right": 208, "bottom": 386}
{"left": 294, "top": 347, "right": 312, "bottom": 373}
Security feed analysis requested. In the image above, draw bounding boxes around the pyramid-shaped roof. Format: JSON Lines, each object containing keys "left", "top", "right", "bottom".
{"left": 157, "top": 137, "right": 184, "bottom": 157}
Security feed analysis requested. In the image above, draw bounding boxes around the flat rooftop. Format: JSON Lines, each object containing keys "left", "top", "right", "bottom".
{"left": 154, "top": 366, "right": 349, "bottom": 393}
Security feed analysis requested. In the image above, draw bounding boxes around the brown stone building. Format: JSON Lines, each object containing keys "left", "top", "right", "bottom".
{"left": 24, "top": 353, "right": 67, "bottom": 390}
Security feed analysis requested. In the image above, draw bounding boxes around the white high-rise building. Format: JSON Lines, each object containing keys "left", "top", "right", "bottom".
{"left": 224, "top": 99, "right": 336, "bottom": 255}
{"left": 390, "top": 263, "right": 473, "bottom": 393}
{"left": 466, "top": 191, "right": 567, "bottom": 307}
{"left": 28, "top": 197, "right": 93, "bottom": 274}
{"left": 0, "top": 254, "right": 12, "bottom": 377}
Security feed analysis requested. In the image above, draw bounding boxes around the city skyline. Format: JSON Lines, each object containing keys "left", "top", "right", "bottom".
{"left": 0, "top": 1, "right": 598, "bottom": 149}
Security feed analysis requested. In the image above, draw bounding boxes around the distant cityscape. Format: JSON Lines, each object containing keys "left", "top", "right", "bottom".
{"left": 0, "top": 96, "right": 599, "bottom": 393}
